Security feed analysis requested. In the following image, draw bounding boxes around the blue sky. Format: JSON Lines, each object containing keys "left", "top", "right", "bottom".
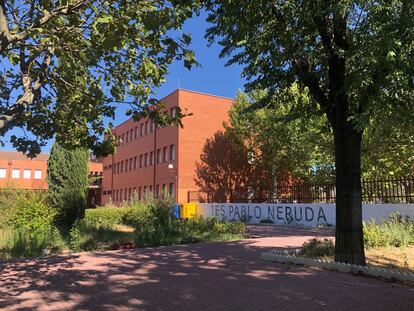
{"left": 2, "top": 11, "right": 246, "bottom": 152}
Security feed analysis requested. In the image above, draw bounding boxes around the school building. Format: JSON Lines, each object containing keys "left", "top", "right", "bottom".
{"left": 0, "top": 151, "right": 103, "bottom": 206}
{"left": 101, "top": 89, "right": 233, "bottom": 204}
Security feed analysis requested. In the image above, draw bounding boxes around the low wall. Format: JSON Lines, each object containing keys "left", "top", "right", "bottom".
{"left": 197, "top": 203, "right": 414, "bottom": 227}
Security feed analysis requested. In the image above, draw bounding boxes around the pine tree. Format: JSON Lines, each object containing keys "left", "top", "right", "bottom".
{"left": 46, "top": 143, "right": 89, "bottom": 227}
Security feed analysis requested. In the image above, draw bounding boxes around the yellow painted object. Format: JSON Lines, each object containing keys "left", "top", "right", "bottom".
{"left": 180, "top": 203, "right": 198, "bottom": 219}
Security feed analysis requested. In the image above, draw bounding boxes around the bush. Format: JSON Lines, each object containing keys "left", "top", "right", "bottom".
{"left": 364, "top": 213, "right": 414, "bottom": 248}
{"left": 84, "top": 207, "right": 130, "bottom": 229}
{"left": 300, "top": 238, "right": 335, "bottom": 257}
{"left": 132, "top": 196, "right": 177, "bottom": 247}
{"left": 0, "top": 191, "right": 64, "bottom": 258}
{"left": 132, "top": 197, "right": 247, "bottom": 247}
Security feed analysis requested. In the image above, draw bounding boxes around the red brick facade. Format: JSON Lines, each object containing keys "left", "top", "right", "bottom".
{"left": 101, "top": 89, "right": 233, "bottom": 204}
{"left": 0, "top": 151, "right": 103, "bottom": 206}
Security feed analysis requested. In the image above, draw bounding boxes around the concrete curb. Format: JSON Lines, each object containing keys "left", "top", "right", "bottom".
{"left": 261, "top": 251, "right": 414, "bottom": 282}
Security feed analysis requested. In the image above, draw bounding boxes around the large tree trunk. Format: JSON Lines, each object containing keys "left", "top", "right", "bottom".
{"left": 333, "top": 121, "right": 366, "bottom": 265}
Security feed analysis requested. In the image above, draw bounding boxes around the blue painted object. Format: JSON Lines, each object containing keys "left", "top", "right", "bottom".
{"left": 171, "top": 204, "right": 181, "bottom": 219}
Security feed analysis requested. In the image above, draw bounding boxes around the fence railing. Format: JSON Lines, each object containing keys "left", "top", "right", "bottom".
{"left": 188, "top": 176, "right": 414, "bottom": 204}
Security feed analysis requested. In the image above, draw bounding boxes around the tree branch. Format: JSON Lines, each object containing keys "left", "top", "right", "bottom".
{"left": 0, "top": 0, "right": 11, "bottom": 51}
{"left": 0, "top": 47, "right": 53, "bottom": 133}
{"left": 293, "top": 58, "right": 331, "bottom": 119}
{"left": 0, "top": 0, "right": 89, "bottom": 53}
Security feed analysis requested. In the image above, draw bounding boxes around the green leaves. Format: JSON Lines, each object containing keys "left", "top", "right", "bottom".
{"left": 0, "top": 1, "right": 201, "bottom": 157}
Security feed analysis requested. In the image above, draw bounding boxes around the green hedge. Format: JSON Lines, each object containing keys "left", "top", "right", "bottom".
{"left": 84, "top": 207, "right": 131, "bottom": 229}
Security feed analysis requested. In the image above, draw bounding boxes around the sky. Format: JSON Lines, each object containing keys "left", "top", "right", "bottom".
{"left": 2, "top": 11, "right": 247, "bottom": 152}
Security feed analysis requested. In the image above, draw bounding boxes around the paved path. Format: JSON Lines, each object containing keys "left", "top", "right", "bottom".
{"left": 1, "top": 225, "right": 413, "bottom": 311}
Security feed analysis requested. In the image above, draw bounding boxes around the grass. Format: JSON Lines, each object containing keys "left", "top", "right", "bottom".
{"left": 365, "top": 247, "right": 414, "bottom": 272}
{"left": 299, "top": 238, "right": 414, "bottom": 273}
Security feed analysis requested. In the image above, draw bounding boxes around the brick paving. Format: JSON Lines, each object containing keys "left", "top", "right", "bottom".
{"left": 1, "top": 225, "right": 413, "bottom": 311}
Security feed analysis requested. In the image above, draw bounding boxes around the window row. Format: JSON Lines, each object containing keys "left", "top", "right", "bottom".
{"left": 116, "top": 107, "right": 178, "bottom": 145}
{"left": 104, "top": 145, "right": 175, "bottom": 174}
{"left": 0, "top": 168, "right": 42, "bottom": 179}
{"left": 104, "top": 183, "right": 175, "bottom": 202}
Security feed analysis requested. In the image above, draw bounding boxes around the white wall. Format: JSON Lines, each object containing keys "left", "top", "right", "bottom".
{"left": 197, "top": 203, "right": 414, "bottom": 227}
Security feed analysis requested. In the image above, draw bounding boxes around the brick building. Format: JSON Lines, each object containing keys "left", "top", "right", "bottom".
{"left": 0, "top": 151, "right": 103, "bottom": 206}
{"left": 101, "top": 89, "right": 233, "bottom": 204}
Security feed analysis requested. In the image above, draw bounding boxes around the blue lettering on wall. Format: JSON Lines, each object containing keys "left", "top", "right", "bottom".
{"left": 305, "top": 206, "right": 314, "bottom": 221}
{"left": 229, "top": 205, "right": 234, "bottom": 217}
{"left": 317, "top": 207, "right": 327, "bottom": 222}
{"left": 234, "top": 206, "right": 240, "bottom": 219}
{"left": 277, "top": 206, "right": 283, "bottom": 220}
{"left": 268, "top": 206, "right": 274, "bottom": 219}
{"left": 285, "top": 206, "right": 293, "bottom": 223}
{"left": 254, "top": 206, "right": 261, "bottom": 218}
{"left": 220, "top": 205, "right": 225, "bottom": 217}
{"left": 294, "top": 206, "right": 303, "bottom": 221}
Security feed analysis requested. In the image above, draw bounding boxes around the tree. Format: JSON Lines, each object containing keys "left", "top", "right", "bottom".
{"left": 0, "top": 0, "right": 198, "bottom": 157}
{"left": 46, "top": 142, "right": 89, "bottom": 227}
{"left": 195, "top": 130, "right": 252, "bottom": 202}
{"left": 206, "top": 1, "right": 414, "bottom": 264}
{"left": 362, "top": 111, "right": 414, "bottom": 178}
{"left": 229, "top": 88, "right": 334, "bottom": 187}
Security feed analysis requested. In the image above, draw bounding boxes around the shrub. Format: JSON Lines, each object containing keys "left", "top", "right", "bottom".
{"left": 6, "top": 192, "right": 56, "bottom": 238}
{"left": 132, "top": 196, "right": 177, "bottom": 247}
{"left": 47, "top": 143, "right": 89, "bottom": 228}
{"left": 0, "top": 191, "right": 64, "bottom": 258}
{"left": 84, "top": 207, "right": 130, "bottom": 229}
{"left": 300, "top": 238, "right": 335, "bottom": 257}
{"left": 364, "top": 213, "right": 414, "bottom": 248}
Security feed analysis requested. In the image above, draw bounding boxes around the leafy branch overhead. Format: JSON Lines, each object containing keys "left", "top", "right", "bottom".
{"left": 0, "top": 0, "right": 199, "bottom": 157}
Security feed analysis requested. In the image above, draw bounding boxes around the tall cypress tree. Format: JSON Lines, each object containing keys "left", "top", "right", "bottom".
{"left": 47, "top": 143, "right": 89, "bottom": 227}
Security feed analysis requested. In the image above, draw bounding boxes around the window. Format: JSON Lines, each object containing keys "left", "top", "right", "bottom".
{"left": 149, "top": 185, "right": 153, "bottom": 193}
{"left": 143, "top": 186, "right": 147, "bottom": 195}
{"left": 34, "top": 169, "right": 42, "bottom": 180}
{"left": 170, "top": 144, "right": 175, "bottom": 161}
{"left": 134, "top": 127, "right": 138, "bottom": 139}
{"left": 125, "top": 159, "right": 128, "bottom": 172}
{"left": 145, "top": 121, "right": 149, "bottom": 134}
{"left": 134, "top": 156, "right": 137, "bottom": 169}
{"left": 152, "top": 121, "right": 155, "bottom": 132}
{"left": 140, "top": 123, "right": 144, "bottom": 136}
{"left": 130, "top": 130, "right": 133, "bottom": 141}
{"left": 23, "top": 169, "right": 31, "bottom": 179}
{"left": 129, "top": 158, "right": 133, "bottom": 171}
{"left": 156, "top": 184, "right": 160, "bottom": 196}
{"left": 162, "top": 184, "right": 166, "bottom": 194}
{"left": 126, "top": 130, "right": 129, "bottom": 143}
{"left": 121, "top": 133, "right": 125, "bottom": 144}
{"left": 138, "top": 186, "right": 142, "bottom": 200}
{"left": 0, "top": 168, "right": 6, "bottom": 178}
{"left": 149, "top": 120, "right": 153, "bottom": 133}
{"left": 157, "top": 149, "right": 161, "bottom": 164}
{"left": 12, "top": 169, "right": 20, "bottom": 179}
{"left": 121, "top": 161, "right": 124, "bottom": 173}
{"left": 140, "top": 155, "right": 143, "bottom": 168}
{"left": 163, "top": 147, "right": 168, "bottom": 162}
{"left": 116, "top": 162, "right": 119, "bottom": 174}
{"left": 170, "top": 107, "right": 177, "bottom": 118}
{"left": 150, "top": 151, "right": 154, "bottom": 166}
{"left": 169, "top": 183, "right": 175, "bottom": 196}
{"left": 145, "top": 153, "right": 148, "bottom": 167}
